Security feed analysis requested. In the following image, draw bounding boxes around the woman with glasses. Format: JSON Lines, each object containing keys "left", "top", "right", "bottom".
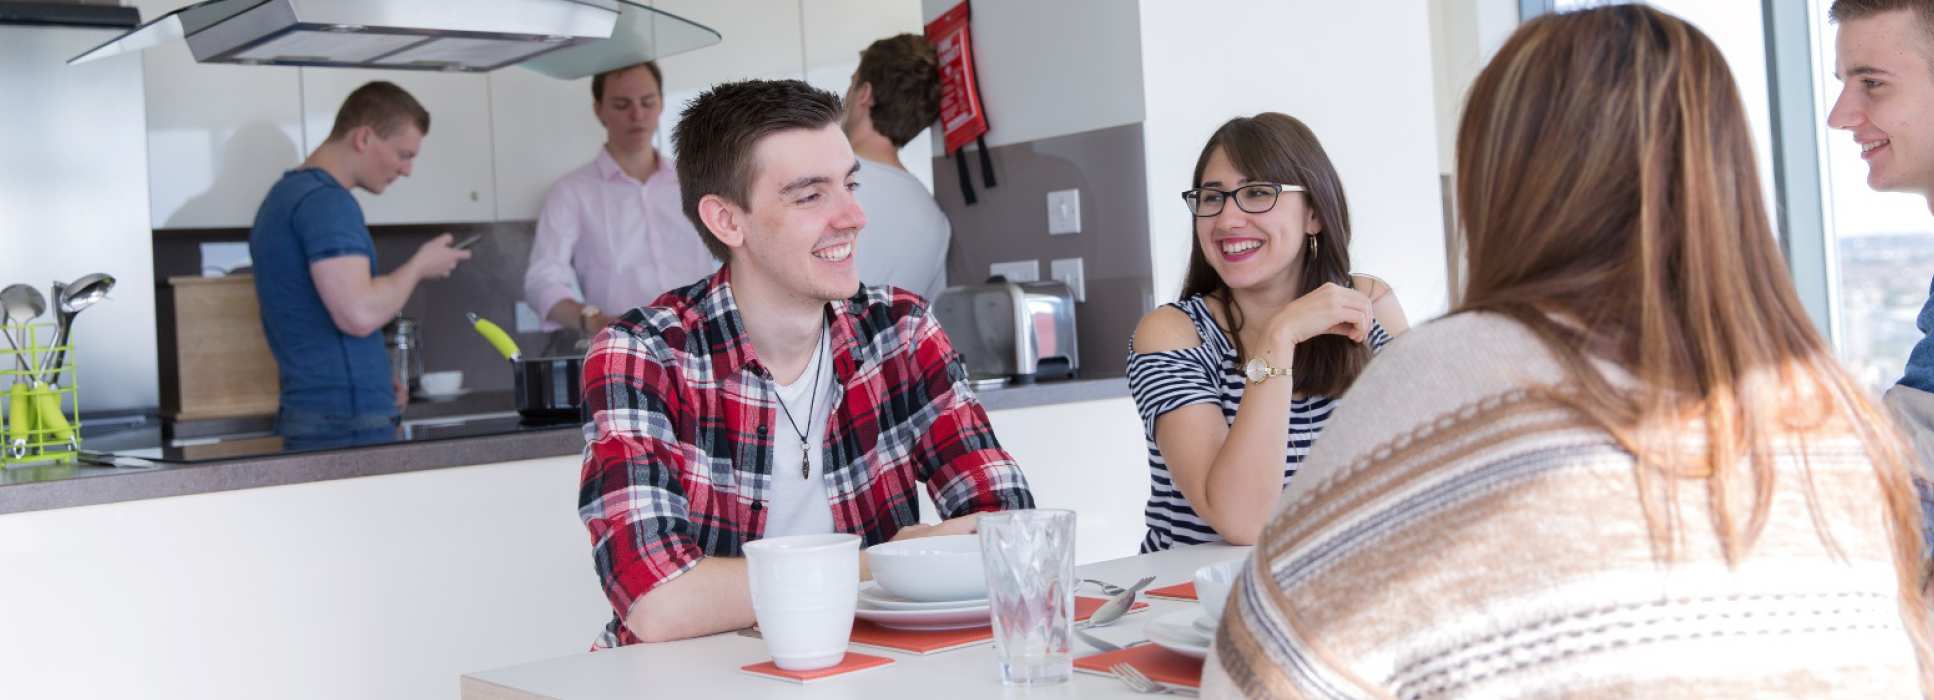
{"left": 1126, "top": 113, "right": 1409, "bottom": 552}
{"left": 1202, "top": 6, "right": 1931, "bottom": 697}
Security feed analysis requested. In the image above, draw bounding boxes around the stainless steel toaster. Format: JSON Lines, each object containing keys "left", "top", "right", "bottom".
{"left": 931, "top": 279, "right": 1079, "bottom": 382}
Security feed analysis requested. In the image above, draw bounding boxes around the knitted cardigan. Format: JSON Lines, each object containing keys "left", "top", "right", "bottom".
{"left": 1202, "top": 312, "right": 1922, "bottom": 699}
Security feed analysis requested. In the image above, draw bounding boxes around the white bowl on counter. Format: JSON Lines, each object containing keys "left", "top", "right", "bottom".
{"left": 419, "top": 370, "right": 463, "bottom": 397}
{"left": 866, "top": 535, "right": 987, "bottom": 602}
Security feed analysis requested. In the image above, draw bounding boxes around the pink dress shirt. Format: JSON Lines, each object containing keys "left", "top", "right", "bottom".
{"left": 523, "top": 148, "right": 718, "bottom": 330}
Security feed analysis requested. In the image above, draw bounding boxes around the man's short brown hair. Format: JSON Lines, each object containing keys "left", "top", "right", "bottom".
{"left": 854, "top": 34, "right": 940, "bottom": 148}
{"left": 326, "top": 81, "right": 430, "bottom": 142}
{"left": 1831, "top": 0, "right": 1934, "bottom": 38}
{"left": 592, "top": 61, "right": 664, "bottom": 102}
{"left": 672, "top": 79, "right": 844, "bottom": 261}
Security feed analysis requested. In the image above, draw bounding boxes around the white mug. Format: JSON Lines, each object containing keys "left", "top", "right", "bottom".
{"left": 743, "top": 533, "right": 861, "bottom": 671}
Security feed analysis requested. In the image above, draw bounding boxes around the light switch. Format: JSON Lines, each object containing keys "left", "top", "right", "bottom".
{"left": 988, "top": 260, "right": 1040, "bottom": 283}
{"left": 514, "top": 302, "right": 543, "bottom": 333}
{"left": 1050, "top": 257, "right": 1086, "bottom": 302}
{"left": 1047, "top": 188, "right": 1081, "bottom": 235}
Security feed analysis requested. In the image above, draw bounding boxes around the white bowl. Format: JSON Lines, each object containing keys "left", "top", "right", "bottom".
{"left": 419, "top": 370, "right": 463, "bottom": 396}
{"left": 1194, "top": 558, "right": 1245, "bottom": 624}
{"left": 866, "top": 535, "right": 986, "bottom": 602}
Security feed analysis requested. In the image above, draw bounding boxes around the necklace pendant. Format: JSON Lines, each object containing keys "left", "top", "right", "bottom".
{"left": 801, "top": 445, "right": 811, "bottom": 478}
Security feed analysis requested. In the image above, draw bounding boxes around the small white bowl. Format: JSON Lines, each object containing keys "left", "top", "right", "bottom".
{"left": 866, "top": 535, "right": 986, "bottom": 602}
{"left": 1194, "top": 558, "right": 1245, "bottom": 624}
{"left": 419, "top": 370, "right": 463, "bottom": 396}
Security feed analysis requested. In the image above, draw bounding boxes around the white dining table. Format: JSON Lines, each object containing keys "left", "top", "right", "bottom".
{"left": 460, "top": 543, "right": 1250, "bottom": 699}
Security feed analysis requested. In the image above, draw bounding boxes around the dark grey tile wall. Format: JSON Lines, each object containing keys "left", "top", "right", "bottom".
{"left": 152, "top": 221, "right": 566, "bottom": 395}
{"left": 931, "top": 122, "right": 1154, "bottom": 379}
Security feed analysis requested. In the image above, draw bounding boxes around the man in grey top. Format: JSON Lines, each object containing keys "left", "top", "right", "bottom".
{"left": 842, "top": 34, "right": 951, "bottom": 301}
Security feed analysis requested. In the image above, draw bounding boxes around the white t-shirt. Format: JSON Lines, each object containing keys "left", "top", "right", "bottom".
{"left": 763, "top": 328, "right": 837, "bottom": 538}
{"left": 854, "top": 157, "right": 952, "bottom": 301}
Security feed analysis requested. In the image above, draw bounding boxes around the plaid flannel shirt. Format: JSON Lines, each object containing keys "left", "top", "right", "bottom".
{"left": 579, "top": 268, "right": 1035, "bottom": 648}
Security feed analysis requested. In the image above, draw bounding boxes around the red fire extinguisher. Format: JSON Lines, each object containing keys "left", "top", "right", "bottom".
{"left": 925, "top": 0, "right": 996, "bottom": 204}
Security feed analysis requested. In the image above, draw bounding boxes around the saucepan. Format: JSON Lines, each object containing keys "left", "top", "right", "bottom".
{"left": 467, "top": 312, "right": 582, "bottom": 423}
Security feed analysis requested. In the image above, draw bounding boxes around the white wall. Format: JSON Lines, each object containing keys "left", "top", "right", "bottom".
{"left": 0, "top": 24, "right": 160, "bottom": 412}
{"left": 919, "top": 0, "right": 1146, "bottom": 149}
{"left": 0, "top": 397, "right": 1146, "bottom": 699}
{"left": 1138, "top": 1, "right": 1451, "bottom": 319}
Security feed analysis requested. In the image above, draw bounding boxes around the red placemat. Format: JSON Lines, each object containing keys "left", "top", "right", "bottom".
{"left": 849, "top": 621, "right": 991, "bottom": 654}
{"left": 740, "top": 652, "right": 895, "bottom": 683}
{"left": 846, "top": 596, "right": 1150, "bottom": 654}
{"left": 1146, "top": 581, "right": 1197, "bottom": 601}
{"left": 1074, "top": 644, "right": 1204, "bottom": 688}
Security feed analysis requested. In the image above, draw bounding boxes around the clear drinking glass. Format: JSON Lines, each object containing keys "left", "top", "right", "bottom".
{"left": 978, "top": 509, "right": 1076, "bottom": 686}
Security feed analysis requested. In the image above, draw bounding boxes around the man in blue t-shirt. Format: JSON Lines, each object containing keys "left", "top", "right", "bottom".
{"left": 249, "top": 81, "right": 470, "bottom": 450}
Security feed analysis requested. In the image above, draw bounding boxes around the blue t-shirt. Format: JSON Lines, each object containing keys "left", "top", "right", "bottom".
{"left": 248, "top": 168, "right": 396, "bottom": 418}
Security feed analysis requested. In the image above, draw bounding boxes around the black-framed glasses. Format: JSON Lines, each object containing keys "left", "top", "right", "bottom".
{"left": 1180, "top": 183, "right": 1306, "bottom": 218}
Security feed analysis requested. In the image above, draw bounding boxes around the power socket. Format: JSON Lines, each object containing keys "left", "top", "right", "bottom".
{"left": 1049, "top": 257, "right": 1086, "bottom": 302}
{"left": 988, "top": 259, "right": 1040, "bottom": 283}
{"left": 514, "top": 302, "right": 543, "bottom": 333}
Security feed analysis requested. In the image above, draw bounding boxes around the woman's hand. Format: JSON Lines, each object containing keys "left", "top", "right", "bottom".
{"left": 1262, "top": 282, "right": 1374, "bottom": 352}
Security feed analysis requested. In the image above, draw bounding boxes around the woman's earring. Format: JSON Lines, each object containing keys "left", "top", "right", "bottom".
{"left": 1307, "top": 235, "right": 1319, "bottom": 257}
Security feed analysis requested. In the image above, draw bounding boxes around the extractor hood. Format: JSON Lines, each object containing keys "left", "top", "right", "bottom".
{"left": 67, "top": 0, "right": 721, "bottom": 78}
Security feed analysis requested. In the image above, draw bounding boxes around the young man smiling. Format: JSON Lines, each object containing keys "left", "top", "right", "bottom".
{"left": 1828, "top": 0, "right": 1934, "bottom": 546}
{"left": 577, "top": 79, "right": 1035, "bottom": 646}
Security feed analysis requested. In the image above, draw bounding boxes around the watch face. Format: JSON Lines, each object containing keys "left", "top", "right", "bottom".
{"left": 1245, "top": 358, "right": 1267, "bottom": 383}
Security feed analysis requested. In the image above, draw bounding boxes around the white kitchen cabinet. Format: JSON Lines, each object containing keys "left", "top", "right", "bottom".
{"left": 800, "top": 0, "right": 934, "bottom": 192}
{"left": 298, "top": 68, "right": 497, "bottom": 225}
{"left": 132, "top": 0, "right": 305, "bottom": 230}
{"left": 486, "top": 69, "right": 604, "bottom": 221}
{"left": 650, "top": 0, "right": 806, "bottom": 157}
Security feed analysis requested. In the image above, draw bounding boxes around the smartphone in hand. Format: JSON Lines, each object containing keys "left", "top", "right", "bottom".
{"left": 453, "top": 233, "right": 484, "bottom": 250}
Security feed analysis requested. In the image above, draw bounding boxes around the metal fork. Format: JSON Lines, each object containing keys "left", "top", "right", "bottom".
{"left": 1082, "top": 578, "right": 1127, "bottom": 596}
{"left": 1111, "top": 663, "right": 1198, "bottom": 696}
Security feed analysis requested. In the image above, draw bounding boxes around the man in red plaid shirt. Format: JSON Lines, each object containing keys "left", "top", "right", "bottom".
{"left": 578, "top": 79, "right": 1035, "bottom": 646}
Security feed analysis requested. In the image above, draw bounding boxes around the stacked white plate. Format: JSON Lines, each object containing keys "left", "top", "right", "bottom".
{"left": 1144, "top": 609, "right": 1214, "bottom": 659}
{"left": 854, "top": 582, "right": 991, "bottom": 631}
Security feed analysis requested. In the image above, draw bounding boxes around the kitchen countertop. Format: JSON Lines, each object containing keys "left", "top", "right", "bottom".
{"left": 0, "top": 376, "right": 1127, "bottom": 517}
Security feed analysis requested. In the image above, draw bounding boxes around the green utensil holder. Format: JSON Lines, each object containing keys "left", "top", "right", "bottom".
{"left": 1, "top": 322, "right": 80, "bottom": 467}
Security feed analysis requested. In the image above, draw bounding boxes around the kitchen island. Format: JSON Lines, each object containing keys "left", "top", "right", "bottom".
{"left": 0, "top": 377, "right": 1142, "bottom": 700}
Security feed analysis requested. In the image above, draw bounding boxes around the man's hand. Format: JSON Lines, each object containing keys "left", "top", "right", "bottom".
{"left": 408, "top": 233, "right": 471, "bottom": 280}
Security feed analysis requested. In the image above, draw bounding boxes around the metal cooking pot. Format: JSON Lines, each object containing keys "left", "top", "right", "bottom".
{"left": 466, "top": 311, "right": 583, "bottom": 423}
{"left": 511, "top": 355, "right": 581, "bottom": 422}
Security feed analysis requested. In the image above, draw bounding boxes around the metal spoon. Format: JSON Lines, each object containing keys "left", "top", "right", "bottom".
{"left": 39, "top": 273, "right": 115, "bottom": 386}
{"left": 1084, "top": 575, "right": 1156, "bottom": 629}
{"left": 0, "top": 284, "right": 46, "bottom": 458}
{"left": 0, "top": 283, "right": 46, "bottom": 370}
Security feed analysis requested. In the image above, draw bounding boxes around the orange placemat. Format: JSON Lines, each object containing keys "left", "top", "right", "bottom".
{"left": 1146, "top": 581, "right": 1197, "bottom": 601}
{"left": 1074, "top": 644, "right": 1204, "bottom": 688}
{"left": 849, "top": 621, "right": 991, "bottom": 654}
{"left": 740, "top": 652, "right": 895, "bottom": 683}
{"left": 847, "top": 596, "right": 1150, "bottom": 654}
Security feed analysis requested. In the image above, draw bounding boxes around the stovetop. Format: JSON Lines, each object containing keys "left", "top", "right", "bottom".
{"left": 89, "top": 411, "right": 577, "bottom": 464}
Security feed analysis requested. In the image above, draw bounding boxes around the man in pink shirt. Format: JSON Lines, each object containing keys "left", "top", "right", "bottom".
{"left": 524, "top": 61, "right": 716, "bottom": 339}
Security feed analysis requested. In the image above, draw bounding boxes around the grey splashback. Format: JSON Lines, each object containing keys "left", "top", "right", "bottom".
{"left": 153, "top": 221, "right": 563, "bottom": 396}
{"left": 932, "top": 122, "right": 1154, "bottom": 379}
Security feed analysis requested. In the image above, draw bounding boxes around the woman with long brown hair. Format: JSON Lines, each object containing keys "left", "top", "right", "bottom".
{"left": 1204, "top": 5, "right": 1932, "bottom": 697}
{"left": 1127, "top": 113, "right": 1409, "bottom": 552}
